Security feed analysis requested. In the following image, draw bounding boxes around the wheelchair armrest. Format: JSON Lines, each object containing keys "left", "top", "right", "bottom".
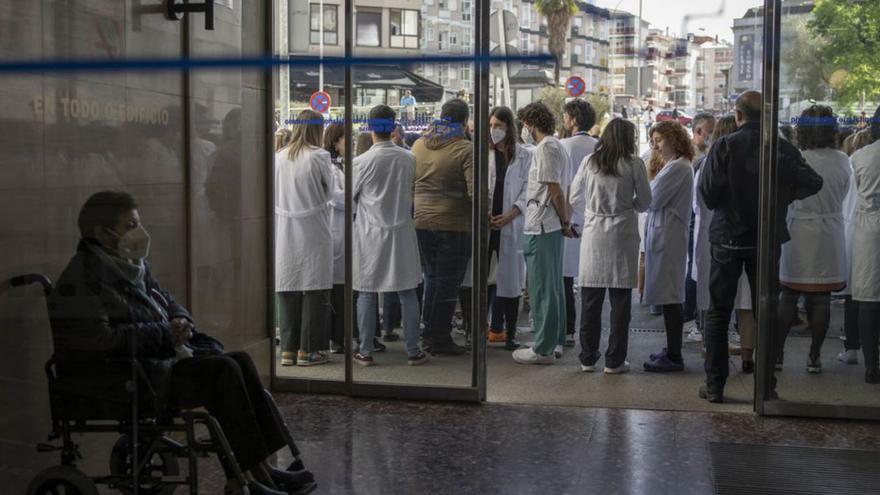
{"left": 9, "top": 273, "right": 53, "bottom": 296}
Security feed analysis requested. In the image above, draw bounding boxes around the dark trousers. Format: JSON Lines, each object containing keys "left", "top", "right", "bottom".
{"left": 683, "top": 212, "right": 697, "bottom": 323}
{"left": 277, "top": 290, "right": 331, "bottom": 353}
{"left": 564, "top": 277, "right": 576, "bottom": 335}
{"left": 417, "top": 229, "right": 471, "bottom": 346}
{"left": 383, "top": 292, "right": 402, "bottom": 334}
{"left": 330, "top": 284, "right": 345, "bottom": 345}
{"left": 778, "top": 287, "right": 831, "bottom": 360}
{"left": 661, "top": 304, "right": 684, "bottom": 362}
{"left": 489, "top": 285, "right": 520, "bottom": 339}
{"left": 844, "top": 295, "right": 861, "bottom": 350}
{"left": 859, "top": 301, "right": 880, "bottom": 372}
{"left": 579, "top": 287, "right": 632, "bottom": 368}
{"left": 170, "top": 352, "right": 288, "bottom": 472}
{"left": 704, "top": 245, "right": 759, "bottom": 391}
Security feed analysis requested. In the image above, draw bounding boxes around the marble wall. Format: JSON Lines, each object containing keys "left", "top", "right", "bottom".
{"left": 0, "top": 0, "right": 271, "bottom": 491}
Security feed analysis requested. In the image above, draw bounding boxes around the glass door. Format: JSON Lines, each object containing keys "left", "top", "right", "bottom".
{"left": 756, "top": 0, "right": 880, "bottom": 420}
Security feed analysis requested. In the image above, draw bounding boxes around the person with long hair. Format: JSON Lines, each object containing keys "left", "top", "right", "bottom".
{"left": 484, "top": 106, "right": 533, "bottom": 350}
{"left": 323, "top": 123, "right": 348, "bottom": 353}
{"left": 355, "top": 131, "right": 374, "bottom": 156}
{"left": 776, "top": 105, "right": 850, "bottom": 374}
{"left": 275, "top": 109, "right": 334, "bottom": 367}
{"left": 570, "top": 118, "right": 652, "bottom": 374}
{"left": 642, "top": 121, "right": 695, "bottom": 372}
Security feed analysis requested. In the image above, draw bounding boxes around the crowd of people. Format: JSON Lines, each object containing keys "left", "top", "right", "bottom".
{"left": 273, "top": 91, "right": 880, "bottom": 403}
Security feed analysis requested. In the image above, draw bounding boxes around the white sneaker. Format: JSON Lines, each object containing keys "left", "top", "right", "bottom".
{"left": 728, "top": 330, "right": 741, "bottom": 346}
{"left": 604, "top": 361, "right": 631, "bottom": 374}
{"left": 685, "top": 321, "right": 702, "bottom": 343}
{"left": 807, "top": 355, "right": 822, "bottom": 374}
{"left": 554, "top": 345, "right": 563, "bottom": 359}
{"left": 513, "top": 347, "right": 555, "bottom": 365}
{"left": 838, "top": 349, "right": 859, "bottom": 365}
{"left": 581, "top": 363, "right": 597, "bottom": 372}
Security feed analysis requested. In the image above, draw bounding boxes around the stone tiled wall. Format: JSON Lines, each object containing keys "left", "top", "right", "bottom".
{"left": 0, "top": 1, "right": 270, "bottom": 490}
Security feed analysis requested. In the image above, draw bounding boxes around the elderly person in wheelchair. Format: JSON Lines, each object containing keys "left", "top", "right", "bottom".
{"left": 44, "top": 190, "right": 315, "bottom": 495}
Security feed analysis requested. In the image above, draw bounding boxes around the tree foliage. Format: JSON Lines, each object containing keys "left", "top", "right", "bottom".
{"left": 781, "top": 17, "right": 830, "bottom": 102}
{"left": 537, "top": 86, "right": 567, "bottom": 133}
{"left": 808, "top": 0, "right": 880, "bottom": 105}
{"left": 534, "top": 0, "right": 579, "bottom": 87}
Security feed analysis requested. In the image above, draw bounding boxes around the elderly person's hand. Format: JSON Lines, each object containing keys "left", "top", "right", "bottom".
{"left": 170, "top": 317, "right": 194, "bottom": 346}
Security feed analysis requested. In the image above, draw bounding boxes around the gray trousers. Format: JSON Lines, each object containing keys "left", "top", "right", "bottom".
{"left": 277, "top": 290, "right": 331, "bottom": 354}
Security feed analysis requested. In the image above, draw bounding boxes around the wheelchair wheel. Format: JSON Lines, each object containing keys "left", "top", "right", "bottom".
{"left": 26, "top": 465, "right": 98, "bottom": 495}
{"left": 109, "top": 435, "right": 180, "bottom": 495}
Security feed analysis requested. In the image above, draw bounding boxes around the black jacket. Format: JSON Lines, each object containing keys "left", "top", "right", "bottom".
{"left": 699, "top": 122, "right": 824, "bottom": 247}
{"left": 49, "top": 239, "right": 221, "bottom": 397}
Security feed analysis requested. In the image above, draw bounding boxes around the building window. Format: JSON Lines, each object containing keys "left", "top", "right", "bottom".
{"left": 439, "top": 31, "right": 448, "bottom": 51}
{"left": 310, "top": 4, "right": 338, "bottom": 45}
{"left": 462, "top": 0, "right": 472, "bottom": 22}
{"left": 460, "top": 66, "right": 471, "bottom": 83}
{"left": 427, "top": 27, "right": 435, "bottom": 42}
{"left": 450, "top": 31, "right": 458, "bottom": 47}
{"left": 390, "top": 9, "right": 419, "bottom": 48}
{"left": 462, "top": 27, "right": 472, "bottom": 49}
{"left": 356, "top": 10, "right": 382, "bottom": 47}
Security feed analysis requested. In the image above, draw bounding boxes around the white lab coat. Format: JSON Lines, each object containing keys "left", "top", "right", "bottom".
{"left": 851, "top": 141, "right": 880, "bottom": 301}
{"left": 352, "top": 141, "right": 422, "bottom": 292}
{"left": 461, "top": 144, "right": 532, "bottom": 295}
{"left": 644, "top": 156, "right": 694, "bottom": 305}
{"left": 329, "top": 161, "right": 346, "bottom": 285}
{"left": 570, "top": 154, "right": 652, "bottom": 288}
{"left": 560, "top": 133, "right": 599, "bottom": 278}
{"left": 780, "top": 148, "right": 850, "bottom": 286}
{"left": 838, "top": 163, "right": 858, "bottom": 296}
{"left": 692, "top": 163, "right": 713, "bottom": 311}
{"left": 275, "top": 146, "right": 334, "bottom": 292}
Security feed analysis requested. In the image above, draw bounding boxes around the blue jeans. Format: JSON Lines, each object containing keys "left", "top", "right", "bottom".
{"left": 417, "top": 229, "right": 471, "bottom": 346}
{"left": 358, "top": 290, "right": 421, "bottom": 357}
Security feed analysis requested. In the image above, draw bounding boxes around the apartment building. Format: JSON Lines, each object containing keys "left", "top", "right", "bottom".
{"left": 695, "top": 40, "right": 733, "bottom": 113}
{"left": 608, "top": 9, "right": 649, "bottom": 110}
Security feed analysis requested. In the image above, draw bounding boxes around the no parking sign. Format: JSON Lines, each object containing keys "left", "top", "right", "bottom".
{"left": 309, "top": 91, "right": 331, "bottom": 113}
{"left": 565, "top": 76, "right": 586, "bottom": 98}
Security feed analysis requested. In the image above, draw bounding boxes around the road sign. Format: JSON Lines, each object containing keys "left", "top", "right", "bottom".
{"left": 489, "top": 10, "right": 518, "bottom": 45}
{"left": 309, "top": 91, "right": 331, "bottom": 113}
{"left": 565, "top": 76, "right": 586, "bottom": 98}
{"left": 490, "top": 45, "right": 522, "bottom": 78}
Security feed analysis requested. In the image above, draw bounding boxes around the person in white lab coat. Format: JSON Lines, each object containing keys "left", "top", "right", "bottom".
{"left": 275, "top": 109, "right": 334, "bottom": 367}
{"left": 351, "top": 105, "right": 428, "bottom": 366}
{"left": 485, "top": 106, "right": 533, "bottom": 350}
{"left": 642, "top": 121, "right": 695, "bottom": 372}
{"left": 777, "top": 105, "right": 851, "bottom": 374}
{"left": 851, "top": 105, "right": 880, "bottom": 383}
{"left": 560, "top": 99, "right": 599, "bottom": 347}
{"left": 323, "top": 123, "right": 347, "bottom": 352}
{"left": 570, "top": 118, "right": 652, "bottom": 374}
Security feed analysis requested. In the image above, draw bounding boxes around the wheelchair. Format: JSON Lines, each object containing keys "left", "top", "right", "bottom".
{"left": 12, "top": 274, "right": 305, "bottom": 495}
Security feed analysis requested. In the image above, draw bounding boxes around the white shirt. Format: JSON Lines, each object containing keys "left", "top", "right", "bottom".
{"left": 524, "top": 135, "right": 570, "bottom": 235}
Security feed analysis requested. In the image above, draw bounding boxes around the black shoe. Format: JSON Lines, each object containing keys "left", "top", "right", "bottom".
{"left": 383, "top": 332, "right": 401, "bottom": 342}
{"left": 427, "top": 342, "right": 466, "bottom": 356}
{"left": 867, "top": 368, "right": 880, "bottom": 384}
{"left": 698, "top": 385, "right": 724, "bottom": 403}
{"left": 288, "top": 459, "right": 305, "bottom": 472}
{"left": 270, "top": 468, "right": 316, "bottom": 494}
{"left": 373, "top": 339, "right": 386, "bottom": 352}
{"left": 741, "top": 360, "right": 755, "bottom": 374}
{"left": 504, "top": 339, "right": 521, "bottom": 351}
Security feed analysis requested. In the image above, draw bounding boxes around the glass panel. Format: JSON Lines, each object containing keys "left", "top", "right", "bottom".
{"left": 274, "top": 0, "right": 346, "bottom": 383}
{"left": 770, "top": 0, "right": 880, "bottom": 408}
{"left": 356, "top": 10, "right": 382, "bottom": 47}
{"left": 350, "top": 0, "right": 475, "bottom": 388}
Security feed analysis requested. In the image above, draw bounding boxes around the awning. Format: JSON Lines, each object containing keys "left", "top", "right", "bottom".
{"left": 290, "top": 63, "right": 445, "bottom": 102}
{"left": 509, "top": 69, "right": 553, "bottom": 88}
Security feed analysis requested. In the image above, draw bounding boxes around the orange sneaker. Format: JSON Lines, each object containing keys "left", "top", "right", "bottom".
{"left": 488, "top": 330, "right": 506, "bottom": 343}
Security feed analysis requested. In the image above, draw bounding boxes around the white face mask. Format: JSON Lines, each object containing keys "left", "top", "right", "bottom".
{"left": 490, "top": 128, "right": 506, "bottom": 144}
{"left": 106, "top": 225, "right": 151, "bottom": 261}
{"left": 521, "top": 126, "right": 536, "bottom": 146}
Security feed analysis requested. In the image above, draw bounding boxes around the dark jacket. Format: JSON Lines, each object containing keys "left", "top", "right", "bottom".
{"left": 699, "top": 121, "right": 824, "bottom": 246}
{"left": 48, "top": 239, "right": 221, "bottom": 397}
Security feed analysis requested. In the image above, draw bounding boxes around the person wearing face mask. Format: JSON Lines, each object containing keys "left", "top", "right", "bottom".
{"left": 513, "top": 102, "right": 574, "bottom": 364}
{"left": 559, "top": 99, "right": 599, "bottom": 347}
{"left": 481, "top": 106, "right": 533, "bottom": 349}
{"left": 642, "top": 121, "right": 695, "bottom": 373}
{"left": 48, "top": 191, "right": 316, "bottom": 495}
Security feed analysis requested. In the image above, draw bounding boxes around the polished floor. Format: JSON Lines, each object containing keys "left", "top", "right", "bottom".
{"left": 264, "top": 393, "right": 880, "bottom": 495}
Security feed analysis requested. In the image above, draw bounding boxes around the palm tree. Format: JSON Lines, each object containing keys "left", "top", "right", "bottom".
{"left": 534, "top": 0, "right": 579, "bottom": 87}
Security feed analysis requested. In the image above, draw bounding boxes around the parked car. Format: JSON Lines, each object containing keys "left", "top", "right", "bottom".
{"left": 655, "top": 110, "right": 693, "bottom": 127}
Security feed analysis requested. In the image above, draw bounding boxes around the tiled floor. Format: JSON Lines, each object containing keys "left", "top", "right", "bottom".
{"left": 266, "top": 393, "right": 880, "bottom": 495}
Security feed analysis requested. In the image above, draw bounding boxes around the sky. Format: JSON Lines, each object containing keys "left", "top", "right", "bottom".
{"left": 593, "top": 0, "right": 764, "bottom": 43}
